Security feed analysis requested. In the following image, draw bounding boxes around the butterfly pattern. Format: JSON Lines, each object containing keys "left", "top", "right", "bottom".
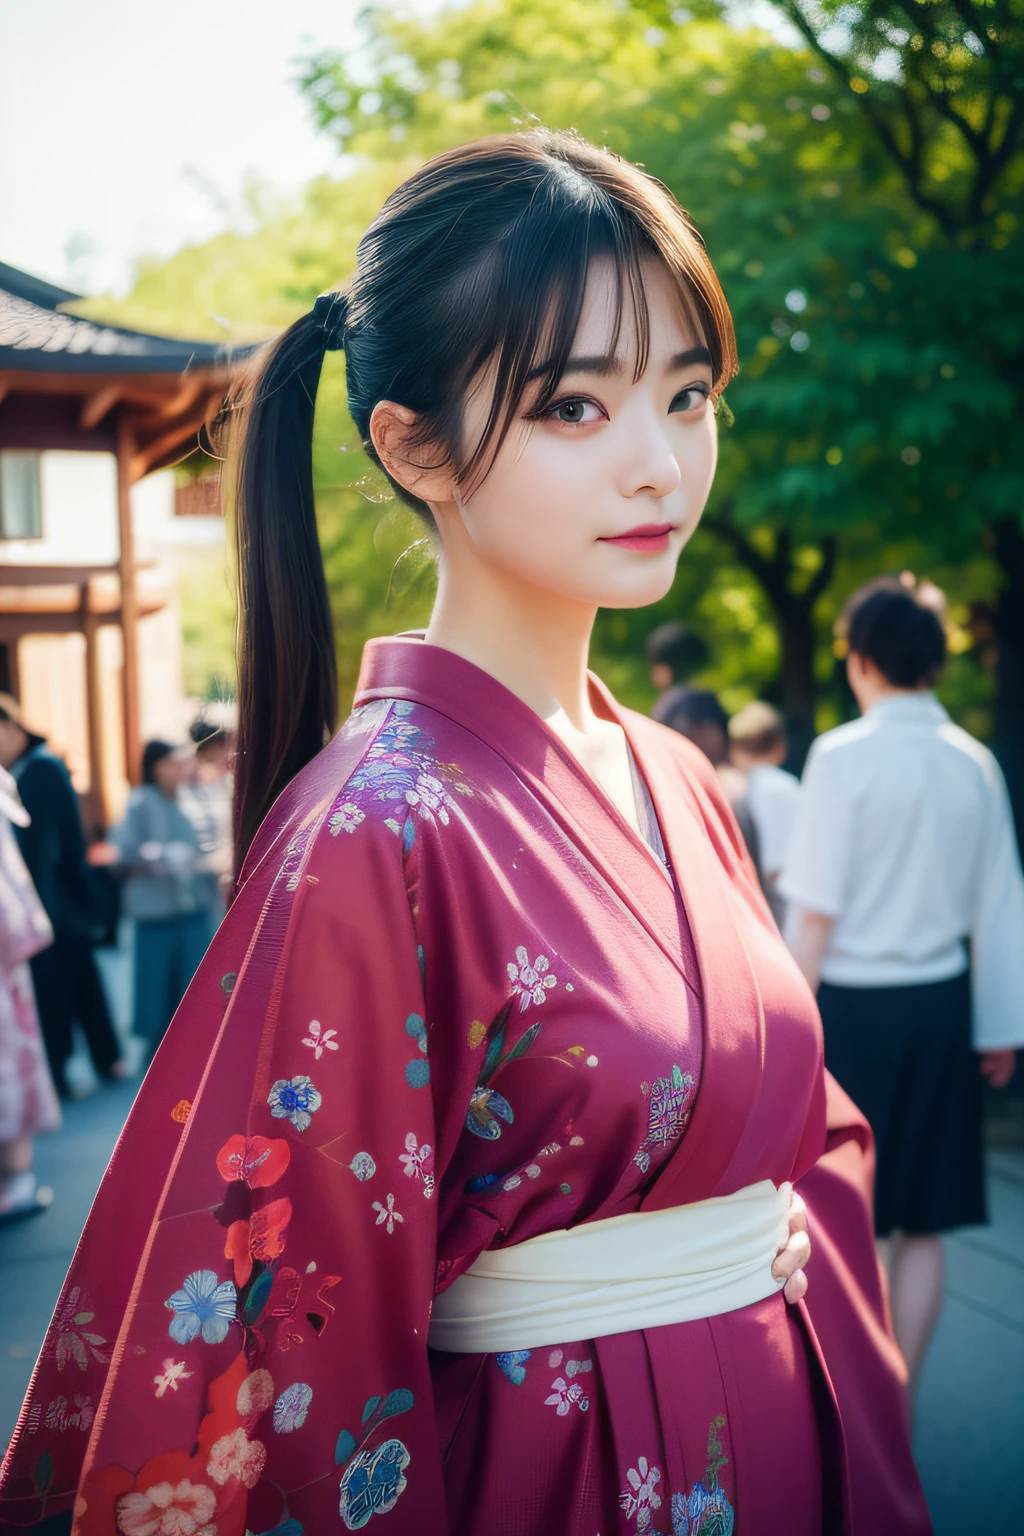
{"left": 465, "top": 1000, "right": 543, "bottom": 1140}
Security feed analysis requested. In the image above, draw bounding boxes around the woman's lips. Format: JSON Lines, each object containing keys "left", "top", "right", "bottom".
{"left": 599, "top": 523, "right": 675, "bottom": 552}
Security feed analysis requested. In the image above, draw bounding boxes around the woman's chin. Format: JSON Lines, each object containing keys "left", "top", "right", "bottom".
{"left": 591, "top": 564, "right": 681, "bottom": 611}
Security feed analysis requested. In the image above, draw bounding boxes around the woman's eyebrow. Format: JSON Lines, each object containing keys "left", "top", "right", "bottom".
{"left": 530, "top": 345, "right": 713, "bottom": 383}
{"left": 527, "top": 353, "right": 622, "bottom": 381}
{"left": 668, "top": 346, "right": 713, "bottom": 370}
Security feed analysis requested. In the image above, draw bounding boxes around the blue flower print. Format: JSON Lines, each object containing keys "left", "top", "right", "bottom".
{"left": 496, "top": 1350, "right": 531, "bottom": 1385}
{"left": 685, "top": 1483, "right": 734, "bottom": 1535}
{"left": 274, "top": 1382, "right": 313, "bottom": 1433}
{"left": 673, "top": 1414, "right": 734, "bottom": 1535}
{"left": 268, "top": 1074, "right": 322, "bottom": 1131}
{"left": 164, "top": 1269, "right": 237, "bottom": 1345}
{"left": 349, "top": 1152, "right": 377, "bottom": 1181}
{"left": 338, "top": 1438, "right": 411, "bottom": 1529}
{"left": 404, "top": 1014, "right": 430, "bottom": 1089}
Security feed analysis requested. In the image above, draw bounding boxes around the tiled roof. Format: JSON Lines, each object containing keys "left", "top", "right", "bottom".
{"left": 0, "top": 261, "right": 246, "bottom": 375}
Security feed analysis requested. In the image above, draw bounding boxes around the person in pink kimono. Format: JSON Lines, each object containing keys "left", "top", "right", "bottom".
{"left": 0, "top": 766, "right": 61, "bottom": 1219}
{"left": 1, "top": 130, "right": 928, "bottom": 1535}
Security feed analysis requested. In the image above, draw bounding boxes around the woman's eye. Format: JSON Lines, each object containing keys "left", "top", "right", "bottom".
{"left": 550, "top": 398, "right": 603, "bottom": 425}
{"left": 671, "top": 384, "right": 711, "bottom": 414}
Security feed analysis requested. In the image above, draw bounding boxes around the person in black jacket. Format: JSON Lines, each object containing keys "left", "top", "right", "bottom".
{"left": 0, "top": 695, "right": 126, "bottom": 1098}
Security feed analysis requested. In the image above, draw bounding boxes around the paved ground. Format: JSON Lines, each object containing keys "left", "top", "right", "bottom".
{"left": 1, "top": 944, "right": 1022, "bottom": 1530}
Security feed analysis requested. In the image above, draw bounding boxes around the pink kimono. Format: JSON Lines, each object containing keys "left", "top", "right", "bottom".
{"left": 0, "top": 639, "right": 929, "bottom": 1535}
{"left": 0, "top": 770, "right": 60, "bottom": 1146}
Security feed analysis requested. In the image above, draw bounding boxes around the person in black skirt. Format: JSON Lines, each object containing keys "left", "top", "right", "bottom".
{"left": 780, "top": 576, "right": 1024, "bottom": 1399}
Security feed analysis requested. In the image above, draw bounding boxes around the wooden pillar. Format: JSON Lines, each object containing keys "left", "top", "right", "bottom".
{"left": 80, "top": 581, "right": 105, "bottom": 833}
{"left": 5, "top": 637, "right": 21, "bottom": 703}
{"left": 116, "top": 413, "right": 142, "bottom": 785}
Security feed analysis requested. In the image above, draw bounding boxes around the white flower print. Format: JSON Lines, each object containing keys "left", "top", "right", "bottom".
{"left": 206, "top": 1426, "right": 266, "bottom": 1488}
{"left": 372, "top": 1192, "right": 404, "bottom": 1234}
{"left": 544, "top": 1376, "right": 590, "bottom": 1415}
{"left": 405, "top": 771, "right": 454, "bottom": 824}
{"left": 329, "top": 802, "right": 365, "bottom": 836}
{"left": 302, "top": 1020, "right": 339, "bottom": 1060}
{"left": 399, "top": 1132, "right": 434, "bottom": 1197}
{"left": 153, "top": 1359, "right": 193, "bottom": 1398}
{"left": 116, "top": 1477, "right": 216, "bottom": 1535}
{"left": 44, "top": 1394, "right": 94, "bottom": 1432}
{"left": 506, "top": 946, "right": 558, "bottom": 1011}
{"left": 620, "top": 1457, "right": 663, "bottom": 1524}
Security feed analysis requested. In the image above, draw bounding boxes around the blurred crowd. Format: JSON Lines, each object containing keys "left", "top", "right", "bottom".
{"left": 0, "top": 698, "right": 235, "bottom": 1219}
{"left": 0, "top": 572, "right": 1020, "bottom": 1412}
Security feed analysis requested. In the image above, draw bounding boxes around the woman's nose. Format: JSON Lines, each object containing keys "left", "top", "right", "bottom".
{"left": 619, "top": 417, "right": 681, "bottom": 501}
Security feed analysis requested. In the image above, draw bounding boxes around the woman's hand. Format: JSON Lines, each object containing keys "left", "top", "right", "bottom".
{"left": 772, "top": 1184, "right": 811, "bottom": 1304}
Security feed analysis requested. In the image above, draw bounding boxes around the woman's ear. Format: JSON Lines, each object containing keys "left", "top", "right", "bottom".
{"left": 370, "top": 401, "right": 458, "bottom": 505}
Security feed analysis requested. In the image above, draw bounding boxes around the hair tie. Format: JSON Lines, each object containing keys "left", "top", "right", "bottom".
{"left": 313, "top": 290, "right": 348, "bottom": 351}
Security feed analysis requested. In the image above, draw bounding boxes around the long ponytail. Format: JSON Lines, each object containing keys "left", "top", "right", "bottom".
{"left": 232, "top": 301, "right": 343, "bottom": 878}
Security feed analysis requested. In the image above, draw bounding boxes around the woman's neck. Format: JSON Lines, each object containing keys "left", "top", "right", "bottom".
{"left": 425, "top": 556, "right": 599, "bottom": 732}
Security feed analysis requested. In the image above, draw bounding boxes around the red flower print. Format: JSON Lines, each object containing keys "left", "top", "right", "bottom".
{"left": 223, "top": 1197, "right": 292, "bottom": 1288}
{"left": 215, "top": 1134, "right": 290, "bottom": 1189}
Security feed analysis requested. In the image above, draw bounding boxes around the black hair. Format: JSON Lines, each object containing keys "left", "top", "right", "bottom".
{"left": 229, "top": 128, "right": 738, "bottom": 874}
{"left": 645, "top": 620, "right": 710, "bottom": 680}
{"left": 142, "top": 740, "right": 177, "bottom": 786}
{"left": 190, "top": 719, "right": 227, "bottom": 752}
{"left": 652, "top": 685, "right": 729, "bottom": 736}
{"left": 844, "top": 578, "right": 947, "bottom": 689}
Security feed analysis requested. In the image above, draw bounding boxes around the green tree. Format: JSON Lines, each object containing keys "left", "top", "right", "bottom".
{"left": 299, "top": 0, "right": 1009, "bottom": 750}
{"left": 90, "top": 0, "right": 1014, "bottom": 747}
{"left": 752, "top": 0, "right": 1024, "bottom": 800}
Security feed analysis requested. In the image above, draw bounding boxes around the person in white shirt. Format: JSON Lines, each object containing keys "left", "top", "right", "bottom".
{"left": 728, "top": 701, "right": 800, "bottom": 927}
{"left": 781, "top": 576, "right": 1024, "bottom": 1399}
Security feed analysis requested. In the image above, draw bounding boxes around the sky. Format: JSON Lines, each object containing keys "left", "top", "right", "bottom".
{"left": 0, "top": 0, "right": 436, "bottom": 297}
{"left": 0, "top": 0, "right": 794, "bottom": 302}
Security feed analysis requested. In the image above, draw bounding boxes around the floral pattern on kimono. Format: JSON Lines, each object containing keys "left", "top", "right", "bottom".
{"left": 0, "top": 641, "right": 930, "bottom": 1536}
{"left": 329, "top": 703, "right": 473, "bottom": 846}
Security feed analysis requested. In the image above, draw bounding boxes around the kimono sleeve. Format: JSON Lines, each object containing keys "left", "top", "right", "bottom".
{"left": 0, "top": 805, "right": 448, "bottom": 1536}
{"left": 969, "top": 753, "right": 1024, "bottom": 1051}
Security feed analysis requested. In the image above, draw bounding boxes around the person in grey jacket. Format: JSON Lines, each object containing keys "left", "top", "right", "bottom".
{"left": 113, "top": 740, "right": 214, "bottom": 1054}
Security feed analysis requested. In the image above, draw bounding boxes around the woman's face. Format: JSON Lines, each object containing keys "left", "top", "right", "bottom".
{"left": 153, "top": 755, "right": 183, "bottom": 794}
{"left": 443, "top": 256, "right": 719, "bottom": 611}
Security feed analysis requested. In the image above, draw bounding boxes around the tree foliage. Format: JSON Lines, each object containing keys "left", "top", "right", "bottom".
{"left": 89, "top": 0, "right": 1020, "bottom": 748}
{"left": 299, "top": 0, "right": 1019, "bottom": 738}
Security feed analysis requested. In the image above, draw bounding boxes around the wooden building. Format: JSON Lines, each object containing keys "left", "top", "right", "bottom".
{"left": 0, "top": 262, "right": 249, "bottom": 829}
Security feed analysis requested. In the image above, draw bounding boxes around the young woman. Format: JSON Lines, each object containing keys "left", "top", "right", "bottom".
{"left": 113, "top": 741, "right": 217, "bottom": 1056}
{"left": 783, "top": 577, "right": 1024, "bottom": 1400}
{"left": 0, "top": 132, "right": 928, "bottom": 1536}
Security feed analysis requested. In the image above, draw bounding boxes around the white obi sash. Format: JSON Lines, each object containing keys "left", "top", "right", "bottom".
{"left": 428, "top": 1179, "right": 791, "bottom": 1353}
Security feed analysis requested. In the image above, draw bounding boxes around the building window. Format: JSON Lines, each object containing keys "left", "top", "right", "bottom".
{"left": 0, "top": 452, "right": 43, "bottom": 539}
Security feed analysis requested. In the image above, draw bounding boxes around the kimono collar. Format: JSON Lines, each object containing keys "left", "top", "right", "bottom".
{"left": 356, "top": 637, "right": 772, "bottom": 1201}
{"left": 355, "top": 634, "right": 693, "bottom": 980}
